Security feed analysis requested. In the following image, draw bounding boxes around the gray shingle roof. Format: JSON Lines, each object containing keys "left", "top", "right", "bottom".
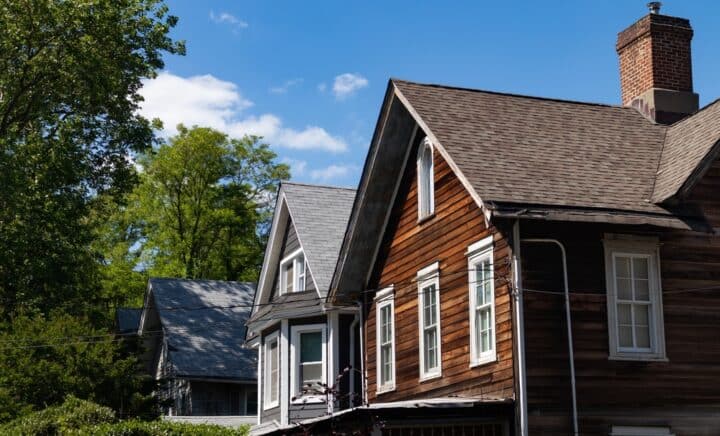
{"left": 394, "top": 79, "right": 676, "bottom": 216}
{"left": 116, "top": 308, "right": 141, "bottom": 334}
{"left": 149, "top": 278, "right": 257, "bottom": 381}
{"left": 652, "top": 99, "right": 720, "bottom": 202}
{"left": 281, "top": 182, "right": 356, "bottom": 296}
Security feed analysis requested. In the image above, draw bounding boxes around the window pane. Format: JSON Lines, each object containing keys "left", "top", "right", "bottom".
{"left": 619, "top": 325, "right": 633, "bottom": 347}
{"left": 633, "top": 257, "right": 649, "bottom": 279}
{"left": 634, "top": 279, "right": 650, "bottom": 301}
{"left": 300, "top": 332, "right": 322, "bottom": 362}
{"left": 635, "top": 326, "right": 651, "bottom": 348}
{"left": 423, "top": 285, "right": 437, "bottom": 326}
{"left": 424, "top": 329, "right": 437, "bottom": 370}
{"left": 616, "top": 278, "right": 632, "bottom": 300}
{"left": 615, "top": 256, "right": 631, "bottom": 278}
{"left": 617, "top": 303, "right": 632, "bottom": 324}
{"left": 481, "top": 330, "right": 490, "bottom": 352}
{"left": 381, "top": 345, "right": 392, "bottom": 384}
{"left": 300, "top": 362, "right": 322, "bottom": 384}
{"left": 634, "top": 305, "right": 649, "bottom": 326}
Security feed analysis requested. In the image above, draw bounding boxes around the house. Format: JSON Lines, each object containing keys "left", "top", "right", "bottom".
{"left": 245, "top": 182, "right": 359, "bottom": 434}
{"left": 138, "top": 278, "right": 258, "bottom": 423}
{"left": 315, "top": 5, "right": 718, "bottom": 436}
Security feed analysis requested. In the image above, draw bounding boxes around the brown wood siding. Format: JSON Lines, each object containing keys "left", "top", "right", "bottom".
{"left": 366, "top": 143, "right": 515, "bottom": 403}
{"left": 517, "top": 219, "right": 720, "bottom": 436}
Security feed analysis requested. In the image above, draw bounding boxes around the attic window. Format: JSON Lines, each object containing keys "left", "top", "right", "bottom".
{"left": 280, "top": 249, "right": 306, "bottom": 293}
{"left": 417, "top": 137, "right": 435, "bottom": 220}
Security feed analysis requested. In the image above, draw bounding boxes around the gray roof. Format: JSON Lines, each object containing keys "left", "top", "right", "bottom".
{"left": 394, "top": 80, "right": 720, "bottom": 218}
{"left": 247, "top": 290, "right": 321, "bottom": 325}
{"left": 116, "top": 308, "right": 141, "bottom": 334}
{"left": 149, "top": 278, "right": 257, "bottom": 381}
{"left": 282, "top": 182, "right": 356, "bottom": 296}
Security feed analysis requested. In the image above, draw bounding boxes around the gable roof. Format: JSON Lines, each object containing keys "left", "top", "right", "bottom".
{"left": 252, "top": 182, "right": 355, "bottom": 315}
{"left": 146, "top": 278, "right": 257, "bottom": 381}
{"left": 330, "top": 79, "right": 720, "bottom": 299}
{"left": 652, "top": 98, "right": 720, "bottom": 202}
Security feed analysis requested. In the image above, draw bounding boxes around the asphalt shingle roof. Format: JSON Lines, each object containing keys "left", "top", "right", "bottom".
{"left": 393, "top": 80, "right": 720, "bottom": 218}
{"left": 149, "top": 278, "right": 257, "bottom": 381}
{"left": 281, "top": 182, "right": 356, "bottom": 297}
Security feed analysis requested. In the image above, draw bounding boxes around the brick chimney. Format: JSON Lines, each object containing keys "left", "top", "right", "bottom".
{"left": 616, "top": 3, "right": 699, "bottom": 124}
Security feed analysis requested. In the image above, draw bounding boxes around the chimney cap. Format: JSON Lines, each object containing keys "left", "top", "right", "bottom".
{"left": 647, "top": 2, "right": 662, "bottom": 14}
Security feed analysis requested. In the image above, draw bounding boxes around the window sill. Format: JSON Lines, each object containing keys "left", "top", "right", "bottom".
{"left": 290, "top": 396, "right": 326, "bottom": 405}
{"left": 376, "top": 385, "right": 396, "bottom": 395}
{"left": 608, "top": 354, "right": 668, "bottom": 363}
{"left": 262, "top": 402, "right": 279, "bottom": 411}
{"left": 470, "top": 353, "right": 497, "bottom": 368}
{"left": 419, "top": 372, "right": 442, "bottom": 383}
{"left": 417, "top": 213, "right": 435, "bottom": 225}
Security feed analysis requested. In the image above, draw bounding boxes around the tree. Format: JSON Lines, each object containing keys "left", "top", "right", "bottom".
{"left": 107, "top": 125, "right": 288, "bottom": 292}
{"left": 0, "top": 0, "right": 184, "bottom": 319}
{"left": 0, "top": 313, "right": 158, "bottom": 422}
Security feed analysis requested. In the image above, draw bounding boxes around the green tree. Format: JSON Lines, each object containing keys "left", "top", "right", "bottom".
{"left": 105, "top": 125, "right": 288, "bottom": 297}
{"left": 0, "top": 0, "right": 184, "bottom": 319}
{"left": 0, "top": 313, "right": 158, "bottom": 423}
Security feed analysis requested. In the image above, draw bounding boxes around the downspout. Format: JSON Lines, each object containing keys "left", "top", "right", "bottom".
{"left": 512, "top": 221, "right": 528, "bottom": 436}
{"left": 521, "top": 237, "right": 578, "bottom": 436}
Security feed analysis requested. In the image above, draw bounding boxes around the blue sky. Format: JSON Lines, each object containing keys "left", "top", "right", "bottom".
{"left": 140, "top": 1, "right": 720, "bottom": 187}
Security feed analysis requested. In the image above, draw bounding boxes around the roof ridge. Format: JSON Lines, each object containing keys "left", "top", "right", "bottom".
{"left": 391, "top": 78, "right": 634, "bottom": 110}
{"left": 282, "top": 180, "right": 356, "bottom": 191}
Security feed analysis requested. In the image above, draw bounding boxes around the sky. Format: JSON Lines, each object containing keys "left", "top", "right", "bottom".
{"left": 139, "top": 1, "right": 720, "bottom": 188}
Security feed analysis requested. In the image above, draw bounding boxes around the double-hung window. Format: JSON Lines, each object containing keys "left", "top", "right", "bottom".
{"left": 417, "top": 262, "right": 441, "bottom": 380}
{"left": 467, "top": 236, "right": 496, "bottom": 366}
{"left": 263, "top": 332, "right": 279, "bottom": 410}
{"left": 604, "top": 236, "right": 666, "bottom": 361}
{"left": 417, "top": 137, "right": 435, "bottom": 220}
{"left": 290, "top": 324, "right": 326, "bottom": 402}
{"left": 280, "top": 249, "right": 306, "bottom": 294}
{"left": 375, "top": 287, "right": 396, "bottom": 393}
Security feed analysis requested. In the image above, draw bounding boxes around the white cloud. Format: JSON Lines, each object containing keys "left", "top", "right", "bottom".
{"left": 270, "top": 78, "right": 303, "bottom": 94}
{"left": 281, "top": 158, "right": 307, "bottom": 177}
{"left": 332, "top": 73, "right": 369, "bottom": 99}
{"left": 139, "top": 72, "right": 348, "bottom": 153}
{"left": 317, "top": 83, "right": 327, "bottom": 93}
{"left": 310, "top": 164, "right": 360, "bottom": 182}
{"left": 209, "top": 10, "right": 248, "bottom": 31}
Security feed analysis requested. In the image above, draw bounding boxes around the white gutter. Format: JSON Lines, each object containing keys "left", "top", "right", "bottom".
{"left": 512, "top": 221, "right": 528, "bottom": 436}
{"left": 521, "top": 237, "right": 579, "bottom": 436}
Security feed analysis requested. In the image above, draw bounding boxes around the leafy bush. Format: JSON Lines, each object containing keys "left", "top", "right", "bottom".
{"left": 0, "top": 396, "right": 249, "bottom": 435}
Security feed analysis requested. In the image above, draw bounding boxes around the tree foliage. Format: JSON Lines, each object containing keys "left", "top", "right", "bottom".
{"left": 0, "top": 0, "right": 184, "bottom": 318}
{"left": 0, "top": 313, "right": 158, "bottom": 422}
{"left": 105, "top": 125, "right": 289, "bottom": 294}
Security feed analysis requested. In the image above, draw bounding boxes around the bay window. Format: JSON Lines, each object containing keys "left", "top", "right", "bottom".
{"left": 291, "top": 324, "right": 326, "bottom": 402}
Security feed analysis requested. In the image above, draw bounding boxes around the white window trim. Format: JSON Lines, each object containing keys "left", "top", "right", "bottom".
{"left": 610, "top": 426, "right": 674, "bottom": 436}
{"left": 279, "top": 248, "right": 306, "bottom": 294}
{"left": 417, "top": 262, "right": 442, "bottom": 381}
{"left": 467, "top": 236, "right": 497, "bottom": 367}
{"left": 603, "top": 235, "right": 667, "bottom": 362}
{"left": 263, "top": 331, "right": 280, "bottom": 410}
{"left": 416, "top": 137, "right": 435, "bottom": 221}
{"left": 375, "top": 286, "right": 396, "bottom": 394}
{"left": 290, "top": 324, "right": 327, "bottom": 404}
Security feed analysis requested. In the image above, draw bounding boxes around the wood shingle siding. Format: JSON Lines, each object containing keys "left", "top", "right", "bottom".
{"left": 366, "top": 139, "right": 515, "bottom": 402}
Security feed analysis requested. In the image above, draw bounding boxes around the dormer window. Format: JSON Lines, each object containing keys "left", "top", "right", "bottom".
{"left": 417, "top": 137, "right": 435, "bottom": 220}
{"left": 280, "top": 249, "right": 306, "bottom": 293}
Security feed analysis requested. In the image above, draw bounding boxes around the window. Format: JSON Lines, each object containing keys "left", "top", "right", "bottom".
{"left": 467, "top": 236, "right": 496, "bottom": 366}
{"left": 604, "top": 236, "right": 666, "bottom": 361}
{"left": 417, "top": 137, "right": 435, "bottom": 220}
{"left": 245, "top": 390, "right": 258, "bottom": 415}
{"left": 263, "top": 332, "right": 279, "bottom": 409}
{"left": 280, "top": 249, "right": 306, "bottom": 294}
{"left": 375, "top": 287, "right": 396, "bottom": 393}
{"left": 290, "top": 324, "right": 326, "bottom": 402}
{"left": 417, "top": 262, "right": 441, "bottom": 380}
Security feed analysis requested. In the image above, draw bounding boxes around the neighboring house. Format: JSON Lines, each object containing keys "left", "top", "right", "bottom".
{"left": 303, "top": 6, "right": 717, "bottom": 436}
{"left": 138, "top": 278, "right": 258, "bottom": 421}
{"left": 245, "top": 182, "right": 359, "bottom": 433}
